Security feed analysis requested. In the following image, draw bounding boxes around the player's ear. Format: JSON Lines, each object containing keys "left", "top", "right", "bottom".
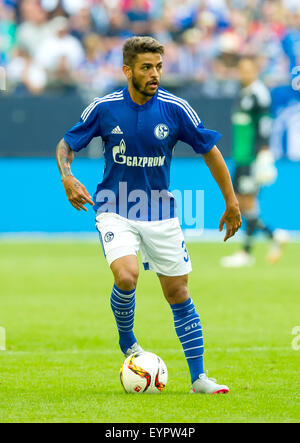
{"left": 123, "top": 65, "right": 132, "bottom": 81}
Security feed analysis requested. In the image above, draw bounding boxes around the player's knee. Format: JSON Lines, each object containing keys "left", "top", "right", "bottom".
{"left": 114, "top": 268, "right": 139, "bottom": 291}
{"left": 166, "top": 283, "right": 189, "bottom": 305}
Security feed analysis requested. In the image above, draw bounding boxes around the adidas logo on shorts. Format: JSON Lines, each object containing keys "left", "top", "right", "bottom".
{"left": 112, "top": 126, "right": 123, "bottom": 135}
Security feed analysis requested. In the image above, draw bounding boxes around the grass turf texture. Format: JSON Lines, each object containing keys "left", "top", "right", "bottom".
{"left": 0, "top": 241, "right": 299, "bottom": 423}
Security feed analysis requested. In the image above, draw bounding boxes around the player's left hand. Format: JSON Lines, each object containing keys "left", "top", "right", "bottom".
{"left": 219, "top": 204, "right": 242, "bottom": 242}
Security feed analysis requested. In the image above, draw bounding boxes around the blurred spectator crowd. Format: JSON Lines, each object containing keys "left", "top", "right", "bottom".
{"left": 1, "top": 0, "right": 300, "bottom": 98}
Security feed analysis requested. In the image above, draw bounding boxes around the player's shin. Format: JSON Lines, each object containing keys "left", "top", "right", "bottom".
{"left": 170, "top": 298, "right": 204, "bottom": 383}
{"left": 110, "top": 284, "right": 137, "bottom": 355}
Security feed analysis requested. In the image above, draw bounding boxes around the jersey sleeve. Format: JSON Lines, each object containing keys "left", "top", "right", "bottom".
{"left": 64, "top": 99, "right": 102, "bottom": 152}
{"left": 176, "top": 101, "right": 222, "bottom": 154}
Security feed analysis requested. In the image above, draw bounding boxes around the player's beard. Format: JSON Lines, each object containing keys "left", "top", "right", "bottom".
{"left": 132, "top": 73, "right": 159, "bottom": 97}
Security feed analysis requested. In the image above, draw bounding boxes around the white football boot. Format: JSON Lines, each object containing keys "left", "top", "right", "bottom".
{"left": 220, "top": 250, "right": 255, "bottom": 268}
{"left": 190, "top": 373, "right": 229, "bottom": 394}
{"left": 124, "top": 342, "right": 144, "bottom": 357}
{"left": 267, "top": 229, "right": 290, "bottom": 264}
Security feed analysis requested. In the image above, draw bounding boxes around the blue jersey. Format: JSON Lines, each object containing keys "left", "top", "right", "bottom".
{"left": 64, "top": 86, "right": 221, "bottom": 220}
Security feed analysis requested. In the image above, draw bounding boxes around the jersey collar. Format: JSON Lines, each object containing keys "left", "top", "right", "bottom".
{"left": 124, "top": 86, "right": 158, "bottom": 111}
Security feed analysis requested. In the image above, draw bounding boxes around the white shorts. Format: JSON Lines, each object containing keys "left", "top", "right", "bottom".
{"left": 95, "top": 213, "right": 192, "bottom": 277}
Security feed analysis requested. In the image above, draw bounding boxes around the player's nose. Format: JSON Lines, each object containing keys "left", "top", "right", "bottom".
{"left": 151, "top": 68, "right": 159, "bottom": 78}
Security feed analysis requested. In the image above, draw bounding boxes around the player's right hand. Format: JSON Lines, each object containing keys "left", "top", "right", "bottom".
{"left": 62, "top": 176, "right": 94, "bottom": 212}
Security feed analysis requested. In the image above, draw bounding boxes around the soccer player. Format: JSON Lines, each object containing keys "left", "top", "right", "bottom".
{"left": 221, "top": 56, "right": 288, "bottom": 268}
{"left": 56, "top": 36, "right": 241, "bottom": 394}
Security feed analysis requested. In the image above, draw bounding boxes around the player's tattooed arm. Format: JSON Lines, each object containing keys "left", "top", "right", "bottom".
{"left": 203, "top": 146, "right": 242, "bottom": 242}
{"left": 56, "top": 138, "right": 74, "bottom": 180}
{"left": 56, "top": 138, "right": 94, "bottom": 212}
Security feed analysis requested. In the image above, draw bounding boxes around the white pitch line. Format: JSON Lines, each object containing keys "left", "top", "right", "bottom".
{"left": 1, "top": 230, "right": 300, "bottom": 243}
{"left": 0, "top": 346, "right": 292, "bottom": 356}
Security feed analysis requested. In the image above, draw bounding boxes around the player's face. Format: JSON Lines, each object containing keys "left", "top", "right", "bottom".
{"left": 130, "top": 53, "right": 163, "bottom": 97}
{"left": 238, "top": 59, "right": 258, "bottom": 87}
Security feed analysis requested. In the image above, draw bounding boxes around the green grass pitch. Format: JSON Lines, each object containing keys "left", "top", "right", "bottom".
{"left": 0, "top": 240, "right": 299, "bottom": 423}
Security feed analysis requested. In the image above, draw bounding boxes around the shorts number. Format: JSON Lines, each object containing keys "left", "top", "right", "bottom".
{"left": 182, "top": 241, "right": 189, "bottom": 263}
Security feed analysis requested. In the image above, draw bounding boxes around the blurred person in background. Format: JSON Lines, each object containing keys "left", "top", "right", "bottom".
{"left": 173, "top": 10, "right": 220, "bottom": 87}
{"left": 34, "top": 16, "right": 85, "bottom": 92}
{"left": 201, "top": 53, "right": 239, "bottom": 98}
{"left": 17, "top": 0, "right": 53, "bottom": 57}
{"left": 245, "top": 0, "right": 289, "bottom": 87}
{"left": 120, "top": 0, "right": 151, "bottom": 35}
{"left": 105, "top": 11, "right": 132, "bottom": 39}
{"left": 90, "top": 0, "right": 110, "bottom": 35}
{"left": 69, "top": 6, "right": 93, "bottom": 42}
{"left": 0, "top": 0, "right": 17, "bottom": 64}
{"left": 75, "top": 33, "right": 119, "bottom": 96}
{"left": 221, "top": 55, "right": 289, "bottom": 268}
{"left": 282, "top": 8, "right": 300, "bottom": 72}
{"left": 149, "top": 17, "right": 173, "bottom": 46}
{"left": 195, "top": 10, "right": 219, "bottom": 66}
{"left": 75, "top": 32, "right": 104, "bottom": 91}
{"left": 178, "top": 28, "right": 206, "bottom": 82}
{"left": 159, "top": 41, "right": 182, "bottom": 82}
{"left": 161, "top": 0, "right": 198, "bottom": 41}
{"left": 201, "top": 32, "right": 240, "bottom": 97}
{"left": 104, "top": 35, "right": 129, "bottom": 83}
{"left": 221, "top": 7, "right": 249, "bottom": 53}
{"left": 204, "top": 0, "right": 230, "bottom": 28}
{"left": 46, "top": 54, "right": 78, "bottom": 93}
{"left": 6, "top": 45, "right": 47, "bottom": 94}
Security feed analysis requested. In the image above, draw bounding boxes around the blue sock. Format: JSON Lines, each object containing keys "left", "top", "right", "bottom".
{"left": 170, "top": 298, "right": 204, "bottom": 383}
{"left": 110, "top": 284, "right": 137, "bottom": 354}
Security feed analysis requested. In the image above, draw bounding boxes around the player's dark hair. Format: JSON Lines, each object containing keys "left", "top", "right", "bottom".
{"left": 123, "top": 36, "right": 165, "bottom": 67}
